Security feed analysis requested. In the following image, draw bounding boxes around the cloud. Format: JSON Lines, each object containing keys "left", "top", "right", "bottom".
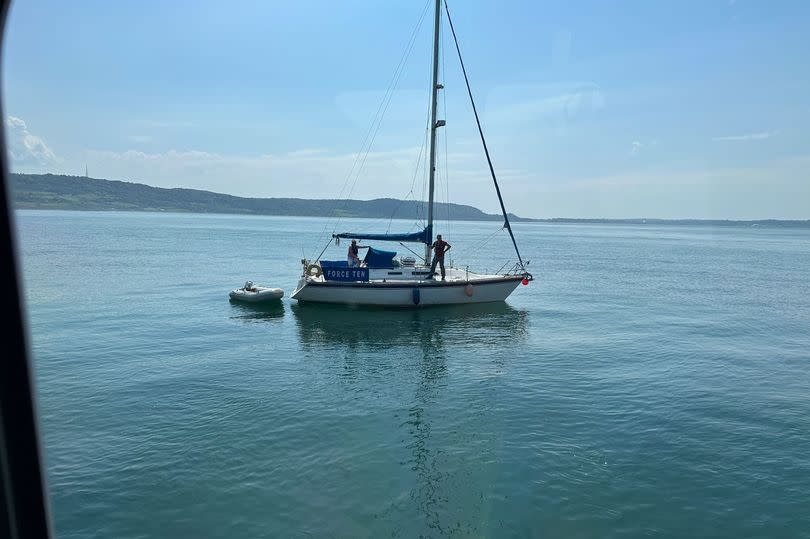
{"left": 513, "top": 154, "right": 810, "bottom": 219}
{"left": 136, "top": 119, "right": 194, "bottom": 128}
{"left": 82, "top": 144, "right": 529, "bottom": 215}
{"left": 485, "top": 83, "right": 605, "bottom": 129}
{"left": 630, "top": 139, "right": 658, "bottom": 157}
{"left": 86, "top": 147, "right": 442, "bottom": 197}
{"left": 40, "top": 139, "right": 810, "bottom": 219}
{"left": 5, "top": 116, "right": 57, "bottom": 165}
{"left": 713, "top": 130, "right": 778, "bottom": 142}
{"left": 495, "top": 89, "right": 604, "bottom": 125}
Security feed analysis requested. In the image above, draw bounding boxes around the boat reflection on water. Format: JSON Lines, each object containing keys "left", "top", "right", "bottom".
{"left": 291, "top": 302, "right": 528, "bottom": 352}
{"left": 228, "top": 299, "right": 285, "bottom": 322}
{"left": 291, "top": 302, "right": 528, "bottom": 534}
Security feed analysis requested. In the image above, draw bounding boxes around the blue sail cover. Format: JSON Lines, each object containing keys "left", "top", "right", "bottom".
{"left": 333, "top": 225, "right": 432, "bottom": 244}
{"left": 363, "top": 247, "right": 397, "bottom": 268}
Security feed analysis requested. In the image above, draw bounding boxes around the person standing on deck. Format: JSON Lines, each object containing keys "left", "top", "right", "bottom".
{"left": 347, "top": 239, "right": 368, "bottom": 267}
{"left": 429, "top": 234, "right": 451, "bottom": 280}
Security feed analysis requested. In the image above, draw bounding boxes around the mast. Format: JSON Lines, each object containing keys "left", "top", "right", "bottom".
{"left": 425, "top": 0, "right": 442, "bottom": 263}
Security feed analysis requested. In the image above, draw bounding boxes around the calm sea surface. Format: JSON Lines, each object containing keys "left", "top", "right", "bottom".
{"left": 14, "top": 210, "right": 810, "bottom": 538}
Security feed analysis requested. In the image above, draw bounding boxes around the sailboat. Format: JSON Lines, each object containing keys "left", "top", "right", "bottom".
{"left": 291, "top": 0, "right": 532, "bottom": 306}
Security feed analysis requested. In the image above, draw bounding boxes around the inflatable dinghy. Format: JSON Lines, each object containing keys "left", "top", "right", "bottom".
{"left": 229, "top": 281, "right": 284, "bottom": 303}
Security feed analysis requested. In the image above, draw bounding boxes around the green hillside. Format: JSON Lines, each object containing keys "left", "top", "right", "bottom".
{"left": 10, "top": 173, "right": 526, "bottom": 222}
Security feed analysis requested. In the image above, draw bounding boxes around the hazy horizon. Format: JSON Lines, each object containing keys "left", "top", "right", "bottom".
{"left": 4, "top": 1, "right": 810, "bottom": 220}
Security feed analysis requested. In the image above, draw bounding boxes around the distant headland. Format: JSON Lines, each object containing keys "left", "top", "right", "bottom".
{"left": 9, "top": 173, "right": 810, "bottom": 228}
{"left": 10, "top": 173, "right": 523, "bottom": 222}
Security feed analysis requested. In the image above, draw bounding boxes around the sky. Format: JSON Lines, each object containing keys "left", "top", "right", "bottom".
{"left": 3, "top": 0, "right": 809, "bottom": 219}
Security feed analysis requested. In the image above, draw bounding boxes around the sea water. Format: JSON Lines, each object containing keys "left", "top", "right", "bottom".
{"left": 14, "top": 210, "right": 810, "bottom": 538}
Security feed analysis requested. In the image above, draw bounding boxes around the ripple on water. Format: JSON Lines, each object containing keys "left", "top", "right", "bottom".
{"left": 15, "top": 212, "right": 810, "bottom": 538}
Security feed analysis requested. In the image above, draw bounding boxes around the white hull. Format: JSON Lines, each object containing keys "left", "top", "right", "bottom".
{"left": 291, "top": 275, "right": 522, "bottom": 306}
{"left": 229, "top": 286, "right": 284, "bottom": 303}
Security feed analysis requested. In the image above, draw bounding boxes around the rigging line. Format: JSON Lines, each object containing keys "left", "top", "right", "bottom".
{"left": 337, "top": 30, "right": 421, "bottom": 230}
{"left": 443, "top": 123, "right": 451, "bottom": 232}
{"left": 313, "top": 0, "right": 431, "bottom": 256}
{"left": 321, "top": 0, "right": 430, "bottom": 249}
{"left": 332, "top": 3, "right": 424, "bottom": 221}
{"left": 419, "top": 110, "right": 430, "bottom": 227}
{"left": 388, "top": 82, "right": 433, "bottom": 234}
{"left": 314, "top": 235, "right": 335, "bottom": 264}
{"left": 450, "top": 223, "right": 504, "bottom": 262}
{"left": 440, "top": 21, "right": 451, "bottom": 242}
{"left": 338, "top": 0, "right": 432, "bottom": 224}
{"left": 338, "top": 0, "right": 428, "bottom": 203}
{"left": 443, "top": 0, "right": 526, "bottom": 271}
{"left": 398, "top": 242, "right": 424, "bottom": 260}
{"left": 387, "top": 126, "right": 428, "bottom": 233}
{"left": 417, "top": 57, "right": 433, "bottom": 230}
